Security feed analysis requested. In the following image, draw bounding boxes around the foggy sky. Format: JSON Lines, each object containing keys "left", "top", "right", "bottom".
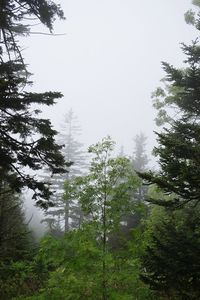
{"left": 22, "top": 0, "right": 197, "bottom": 163}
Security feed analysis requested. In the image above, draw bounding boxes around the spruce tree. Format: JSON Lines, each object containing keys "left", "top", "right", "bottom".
{"left": 118, "top": 134, "right": 149, "bottom": 241}
{"left": 42, "top": 110, "right": 87, "bottom": 233}
{"left": 141, "top": 204, "right": 200, "bottom": 299}
{"left": 138, "top": 3, "right": 200, "bottom": 298}
{"left": 132, "top": 133, "right": 149, "bottom": 173}
{"left": 0, "top": 1, "right": 68, "bottom": 207}
{"left": 132, "top": 133, "right": 149, "bottom": 202}
{"left": 139, "top": 27, "right": 200, "bottom": 208}
{"left": 0, "top": 181, "right": 31, "bottom": 262}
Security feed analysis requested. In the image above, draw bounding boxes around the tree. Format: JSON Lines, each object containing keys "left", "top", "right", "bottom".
{"left": 137, "top": 4, "right": 200, "bottom": 298}
{"left": 31, "top": 223, "right": 156, "bottom": 300}
{"left": 117, "top": 134, "right": 149, "bottom": 242}
{"left": 42, "top": 109, "right": 87, "bottom": 233}
{"left": 132, "top": 133, "right": 149, "bottom": 173}
{"left": 0, "top": 178, "right": 40, "bottom": 300}
{"left": 0, "top": 1, "right": 68, "bottom": 207}
{"left": 59, "top": 109, "right": 87, "bottom": 177}
{"left": 0, "top": 0, "right": 64, "bottom": 63}
{"left": 141, "top": 202, "right": 200, "bottom": 299}
{"left": 25, "top": 138, "right": 155, "bottom": 300}
{"left": 138, "top": 17, "right": 200, "bottom": 208}
{"left": 72, "top": 136, "right": 140, "bottom": 299}
{"left": 185, "top": 0, "right": 200, "bottom": 31}
{"left": 0, "top": 181, "right": 31, "bottom": 263}
{"left": 131, "top": 132, "right": 149, "bottom": 203}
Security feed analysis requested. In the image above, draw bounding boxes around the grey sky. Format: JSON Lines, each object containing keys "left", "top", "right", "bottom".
{"left": 23, "top": 0, "right": 197, "bottom": 162}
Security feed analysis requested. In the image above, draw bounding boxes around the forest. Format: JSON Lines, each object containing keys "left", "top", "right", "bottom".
{"left": 0, "top": 0, "right": 200, "bottom": 299}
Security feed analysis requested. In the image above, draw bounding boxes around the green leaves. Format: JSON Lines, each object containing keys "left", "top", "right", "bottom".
{"left": 72, "top": 137, "right": 140, "bottom": 231}
{"left": 28, "top": 220, "right": 154, "bottom": 300}
{"left": 10, "top": 137, "right": 154, "bottom": 299}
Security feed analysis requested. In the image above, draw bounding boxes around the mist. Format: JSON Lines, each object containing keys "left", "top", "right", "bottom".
{"left": 20, "top": 0, "right": 196, "bottom": 157}
{"left": 2, "top": 1, "right": 200, "bottom": 298}
{"left": 18, "top": 0, "right": 198, "bottom": 236}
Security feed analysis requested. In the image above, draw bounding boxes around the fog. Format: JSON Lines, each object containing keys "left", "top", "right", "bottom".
{"left": 22, "top": 0, "right": 197, "bottom": 234}
{"left": 21, "top": 0, "right": 196, "bottom": 157}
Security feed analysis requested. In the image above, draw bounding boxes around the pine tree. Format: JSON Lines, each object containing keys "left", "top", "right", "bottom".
{"left": 138, "top": 4, "right": 200, "bottom": 298}
{"left": 0, "top": 1, "right": 68, "bottom": 207}
{"left": 42, "top": 110, "right": 87, "bottom": 233}
{"left": 132, "top": 133, "right": 149, "bottom": 173}
{"left": 118, "top": 134, "right": 149, "bottom": 241}
{"left": 0, "top": 181, "right": 39, "bottom": 300}
{"left": 0, "top": 0, "right": 64, "bottom": 62}
{"left": 132, "top": 133, "right": 149, "bottom": 202}
{"left": 141, "top": 204, "right": 200, "bottom": 299}
{"left": 139, "top": 23, "right": 200, "bottom": 209}
{"left": 0, "top": 182, "right": 31, "bottom": 263}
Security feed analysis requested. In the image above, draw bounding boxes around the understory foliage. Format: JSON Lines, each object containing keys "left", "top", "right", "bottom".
{"left": 138, "top": 185, "right": 200, "bottom": 300}
{"left": 10, "top": 137, "right": 155, "bottom": 300}
{"left": 23, "top": 224, "right": 155, "bottom": 300}
{"left": 0, "top": 186, "right": 29, "bottom": 262}
{"left": 0, "top": 180, "right": 40, "bottom": 300}
{"left": 141, "top": 202, "right": 200, "bottom": 300}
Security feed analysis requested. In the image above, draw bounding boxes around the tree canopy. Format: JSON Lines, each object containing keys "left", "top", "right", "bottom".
{"left": 0, "top": 0, "right": 68, "bottom": 207}
{"left": 139, "top": 40, "right": 200, "bottom": 207}
{"left": 0, "top": 0, "right": 64, "bottom": 62}
{"left": 138, "top": 2, "right": 200, "bottom": 298}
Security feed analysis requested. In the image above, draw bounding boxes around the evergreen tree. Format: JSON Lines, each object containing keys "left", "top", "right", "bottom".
{"left": 42, "top": 110, "right": 87, "bottom": 233}
{"left": 0, "top": 1, "right": 67, "bottom": 207}
{"left": 59, "top": 109, "right": 87, "bottom": 177}
{"left": 0, "top": 0, "right": 64, "bottom": 62}
{"left": 132, "top": 133, "right": 149, "bottom": 173}
{"left": 139, "top": 14, "right": 200, "bottom": 208}
{"left": 0, "top": 180, "right": 37, "bottom": 300}
{"left": 118, "top": 134, "right": 149, "bottom": 241}
{"left": 141, "top": 203, "right": 200, "bottom": 299}
{"left": 0, "top": 182, "right": 31, "bottom": 263}
{"left": 132, "top": 133, "right": 149, "bottom": 202}
{"left": 138, "top": 3, "right": 200, "bottom": 298}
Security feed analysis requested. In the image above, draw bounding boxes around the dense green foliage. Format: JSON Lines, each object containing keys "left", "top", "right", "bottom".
{"left": 0, "top": 187, "right": 29, "bottom": 262}
{"left": 21, "top": 225, "right": 155, "bottom": 300}
{"left": 141, "top": 203, "right": 200, "bottom": 299}
{"left": 7, "top": 138, "right": 155, "bottom": 300}
{"left": 65, "top": 137, "right": 142, "bottom": 299}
